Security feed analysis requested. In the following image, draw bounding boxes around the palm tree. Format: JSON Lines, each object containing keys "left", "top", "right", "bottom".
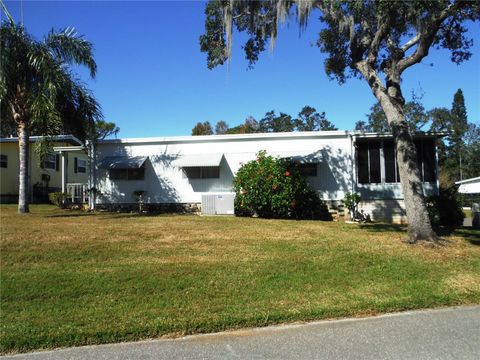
{"left": 0, "top": 8, "right": 101, "bottom": 213}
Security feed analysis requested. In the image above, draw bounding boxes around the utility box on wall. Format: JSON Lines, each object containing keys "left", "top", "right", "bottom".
{"left": 201, "top": 194, "right": 235, "bottom": 215}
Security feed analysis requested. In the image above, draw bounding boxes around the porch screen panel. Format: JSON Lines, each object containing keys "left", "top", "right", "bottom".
{"left": 357, "top": 142, "right": 369, "bottom": 184}
{"left": 369, "top": 141, "right": 381, "bottom": 183}
{"left": 383, "top": 140, "right": 397, "bottom": 183}
{"left": 422, "top": 139, "right": 436, "bottom": 182}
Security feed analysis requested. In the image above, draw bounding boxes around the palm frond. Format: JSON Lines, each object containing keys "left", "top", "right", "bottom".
{"left": 0, "top": 0, "right": 15, "bottom": 27}
{"left": 44, "top": 27, "right": 97, "bottom": 78}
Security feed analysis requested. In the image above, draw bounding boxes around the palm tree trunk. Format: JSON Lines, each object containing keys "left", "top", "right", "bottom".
{"left": 18, "top": 120, "right": 30, "bottom": 214}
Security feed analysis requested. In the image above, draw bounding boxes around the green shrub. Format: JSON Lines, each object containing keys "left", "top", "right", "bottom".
{"left": 344, "top": 192, "right": 361, "bottom": 214}
{"left": 48, "top": 192, "right": 68, "bottom": 208}
{"left": 233, "top": 151, "right": 331, "bottom": 220}
{"left": 426, "top": 187, "right": 464, "bottom": 226}
{"left": 132, "top": 190, "right": 147, "bottom": 212}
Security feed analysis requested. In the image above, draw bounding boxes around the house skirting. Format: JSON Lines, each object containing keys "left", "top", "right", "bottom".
{"left": 95, "top": 202, "right": 201, "bottom": 214}
{"left": 357, "top": 199, "right": 407, "bottom": 224}
{"left": 0, "top": 194, "right": 18, "bottom": 204}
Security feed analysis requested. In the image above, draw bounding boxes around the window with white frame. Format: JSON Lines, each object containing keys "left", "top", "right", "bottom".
{"left": 0, "top": 154, "right": 7, "bottom": 168}
{"left": 356, "top": 138, "right": 436, "bottom": 184}
{"left": 43, "top": 154, "right": 57, "bottom": 170}
{"left": 75, "top": 158, "right": 87, "bottom": 173}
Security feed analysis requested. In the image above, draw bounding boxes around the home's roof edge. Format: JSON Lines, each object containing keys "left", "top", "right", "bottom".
{"left": 455, "top": 176, "right": 480, "bottom": 185}
{"left": 0, "top": 135, "right": 83, "bottom": 145}
{"left": 98, "top": 130, "right": 350, "bottom": 144}
{"left": 98, "top": 130, "right": 446, "bottom": 145}
{"left": 351, "top": 131, "right": 448, "bottom": 138}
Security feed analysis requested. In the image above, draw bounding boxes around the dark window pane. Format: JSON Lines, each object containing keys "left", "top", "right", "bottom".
{"left": 422, "top": 139, "right": 436, "bottom": 182}
{"left": 384, "top": 140, "right": 397, "bottom": 183}
{"left": 184, "top": 167, "right": 201, "bottom": 178}
{"left": 369, "top": 141, "right": 381, "bottom": 183}
{"left": 184, "top": 167, "right": 219, "bottom": 179}
{"left": 357, "top": 142, "right": 369, "bottom": 184}
{"left": 0, "top": 154, "right": 7, "bottom": 168}
{"left": 128, "top": 167, "right": 145, "bottom": 180}
{"left": 77, "top": 159, "right": 87, "bottom": 173}
{"left": 110, "top": 169, "right": 128, "bottom": 180}
{"left": 202, "top": 167, "right": 220, "bottom": 178}
{"left": 298, "top": 163, "right": 317, "bottom": 177}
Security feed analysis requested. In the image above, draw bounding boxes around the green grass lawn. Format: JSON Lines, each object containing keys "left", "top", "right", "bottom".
{"left": 1, "top": 205, "right": 479, "bottom": 354}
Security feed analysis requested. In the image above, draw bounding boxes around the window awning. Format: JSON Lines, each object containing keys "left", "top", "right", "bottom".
{"left": 98, "top": 156, "right": 148, "bottom": 169}
{"left": 276, "top": 151, "right": 322, "bottom": 164}
{"left": 172, "top": 153, "right": 223, "bottom": 168}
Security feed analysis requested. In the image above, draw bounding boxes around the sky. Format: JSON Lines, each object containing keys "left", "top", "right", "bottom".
{"left": 3, "top": 1, "right": 480, "bottom": 138}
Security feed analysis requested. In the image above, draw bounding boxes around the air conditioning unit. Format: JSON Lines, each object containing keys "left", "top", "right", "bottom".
{"left": 201, "top": 193, "right": 235, "bottom": 215}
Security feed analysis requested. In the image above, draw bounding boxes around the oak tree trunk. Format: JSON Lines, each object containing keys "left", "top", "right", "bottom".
{"left": 18, "top": 121, "right": 30, "bottom": 214}
{"left": 379, "top": 98, "right": 438, "bottom": 243}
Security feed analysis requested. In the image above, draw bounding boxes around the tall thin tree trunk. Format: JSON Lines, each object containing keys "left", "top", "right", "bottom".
{"left": 18, "top": 120, "right": 30, "bottom": 213}
{"left": 381, "top": 101, "right": 438, "bottom": 242}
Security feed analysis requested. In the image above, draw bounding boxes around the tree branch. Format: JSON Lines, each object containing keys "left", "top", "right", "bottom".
{"left": 367, "top": 21, "right": 390, "bottom": 67}
{"left": 397, "top": 2, "right": 460, "bottom": 74}
{"left": 401, "top": 34, "right": 420, "bottom": 52}
{"left": 355, "top": 60, "right": 387, "bottom": 99}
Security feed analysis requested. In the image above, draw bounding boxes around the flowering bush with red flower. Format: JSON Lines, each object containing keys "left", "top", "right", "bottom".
{"left": 233, "top": 151, "right": 331, "bottom": 220}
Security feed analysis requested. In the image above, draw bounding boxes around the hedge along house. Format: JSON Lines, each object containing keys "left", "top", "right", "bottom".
{"left": 0, "top": 135, "right": 89, "bottom": 204}
{"left": 90, "top": 131, "right": 441, "bottom": 223}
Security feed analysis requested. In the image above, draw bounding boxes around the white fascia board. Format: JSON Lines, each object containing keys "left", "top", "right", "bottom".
{"left": 455, "top": 176, "right": 480, "bottom": 185}
{"left": 0, "top": 134, "right": 83, "bottom": 145}
{"left": 53, "top": 146, "right": 86, "bottom": 152}
{"left": 97, "top": 130, "right": 350, "bottom": 145}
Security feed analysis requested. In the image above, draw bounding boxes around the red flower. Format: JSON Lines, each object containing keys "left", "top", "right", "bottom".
{"left": 285, "top": 171, "right": 290, "bottom": 177}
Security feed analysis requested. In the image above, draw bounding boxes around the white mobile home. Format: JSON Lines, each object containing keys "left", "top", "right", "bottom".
{"left": 92, "top": 131, "right": 440, "bottom": 223}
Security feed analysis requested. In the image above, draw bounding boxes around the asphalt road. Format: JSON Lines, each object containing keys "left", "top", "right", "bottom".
{"left": 4, "top": 306, "right": 479, "bottom": 360}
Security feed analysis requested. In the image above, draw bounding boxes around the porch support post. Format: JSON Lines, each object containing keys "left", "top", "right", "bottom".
{"left": 87, "top": 141, "right": 96, "bottom": 210}
{"left": 61, "top": 151, "right": 67, "bottom": 193}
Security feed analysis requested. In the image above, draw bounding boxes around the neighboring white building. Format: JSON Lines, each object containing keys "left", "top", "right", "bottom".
{"left": 455, "top": 177, "right": 480, "bottom": 194}
{"left": 91, "top": 131, "right": 441, "bottom": 223}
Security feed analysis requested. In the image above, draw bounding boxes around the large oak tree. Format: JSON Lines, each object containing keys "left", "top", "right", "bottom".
{"left": 200, "top": 0, "right": 479, "bottom": 243}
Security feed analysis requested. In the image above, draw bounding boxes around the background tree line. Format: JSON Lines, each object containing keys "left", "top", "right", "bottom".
{"left": 192, "top": 105, "right": 337, "bottom": 135}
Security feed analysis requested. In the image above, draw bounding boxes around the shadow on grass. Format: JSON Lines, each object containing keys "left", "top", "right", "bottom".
{"left": 95, "top": 212, "right": 195, "bottom": 220}
{"left": 358, "top": 223, "right": 479, "bottom": 245}
{"left": 45, "top": 211, "right": 170, "bottom": 220}
{"left": 46, "top": 212, "right": 95, "bottom": 218}
{"left": 440, "top": 227, "right": 480, "bottom": 246}
{"left": 358, "top": 223, "right": 406, "bottom": 233}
